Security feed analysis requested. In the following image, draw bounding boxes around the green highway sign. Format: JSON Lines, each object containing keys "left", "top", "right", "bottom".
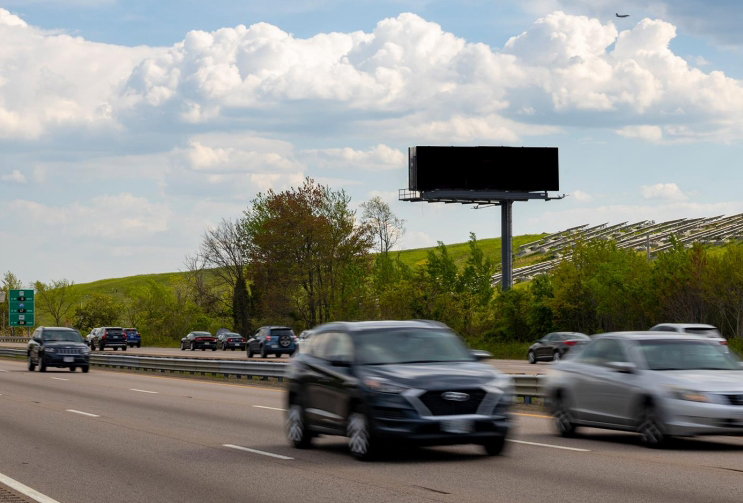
{"left": 9, "top": 289, "right": 34, "bottom": 326}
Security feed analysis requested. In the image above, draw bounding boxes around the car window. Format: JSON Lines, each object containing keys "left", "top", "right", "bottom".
{"left": 652, "top": 325, "right": 672, "bottom": 332}
{"left": 542, "top": 334, "right": 555, "bottom": 342}
{"left": 577, "top": 339, "right": 628, "bottom": 365}
{"left": 42, "top": 330, "right": 84, "bottom": 343}
{"left": 355, "top": 328, "right": 473, "bottom": 365}
{"left": 306, "top": 332, "right": 327, "bottom": 358}
{"left": 683, "top": 327, "right": 722, "bottom": 338}
{"left": 638, "top": 339, "right": 739, "bottom": 371}
{"left": 322, "top": 332, "right": 354, "bottom": 361}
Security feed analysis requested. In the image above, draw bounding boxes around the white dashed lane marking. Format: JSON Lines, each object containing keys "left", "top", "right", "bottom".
{"left": 65, "top": 409, "right": 100, "bottom": 418}
{"left": 223, "top": 444, "right": 293, "bottom": 460}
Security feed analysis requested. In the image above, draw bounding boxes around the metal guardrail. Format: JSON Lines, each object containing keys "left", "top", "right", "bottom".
{"left": 0, "top": 337, "right": 30, "bottom": 343}
{"left": 0, "top": 348, "right": 544, "bottom": 400}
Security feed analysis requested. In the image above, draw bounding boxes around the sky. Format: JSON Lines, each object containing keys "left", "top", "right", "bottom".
{"left": 1, "top": 0, "right": 743, "bottom": 284}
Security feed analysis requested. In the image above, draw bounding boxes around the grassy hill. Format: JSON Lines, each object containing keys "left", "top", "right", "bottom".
{"left": 63, "top": 233, "right": 549, "bottom": 303}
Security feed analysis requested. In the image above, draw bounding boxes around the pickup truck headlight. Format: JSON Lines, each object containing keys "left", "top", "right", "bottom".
{"left": 363, "top": 376, "right": 409, "bottom": 394}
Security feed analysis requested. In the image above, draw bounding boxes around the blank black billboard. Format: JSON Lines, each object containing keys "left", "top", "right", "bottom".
{"left": 409, "top": 146, "right": 559, "bottom": 192}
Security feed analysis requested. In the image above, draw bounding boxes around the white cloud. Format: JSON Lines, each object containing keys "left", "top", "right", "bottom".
{"left": 690, "top": 55, "right": 709, "bottom": 67}
{"left": 572, "top": 190, "right": 593, "bottom": 202}
{"left": 0, "top": 10, "right": 742, "bottom": 143}
{"left": 2, "top": 193, "right": 170, "bottom": 239}
{"left": 1, "top": 169, "right": 26, "bottom": 183}
{"left": 616, "top": 125, "right": 664, "bottom": 142}
{"left": 301, "top": 144, "right": 405, "bottom": 171}
{"left": 640, "top": 183, "right": 688, "bottom": 201}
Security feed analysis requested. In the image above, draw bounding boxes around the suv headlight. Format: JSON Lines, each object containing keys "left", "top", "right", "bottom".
{"left": 45, "top": 347, "right": 55, "bottom": 353}
{"left": 667, "top": 386, "right": 711, "bottom": 403}
{"left": 363, "top": 376, "right": 409, "bottom": 394}
{"left": 82, "top": 347, "right": 90, "bottom": 354}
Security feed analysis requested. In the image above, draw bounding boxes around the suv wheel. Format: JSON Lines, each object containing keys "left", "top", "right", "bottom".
{"left": 287, "top": 402, "right": 312, "bottom": 449}
{"left": 261, "top": 346, "right": 267, "bottom": 358}
{"left": 82, "top": 366, "right": 90, "bottom": 373}
{"left": 482, "top": 435, "right": 507, "bottom": 456}
{"left": 89, "top": 342, "right": 95, "bottom": 351}
{"left": 136, "top": 343, "right": 141, "bottom": 348}
{"left": 27, "top": 355, "right": 36, "bottom": 372}
{"left": 39, "top": 360, "right": 47, "bottom": 372}
{"left": 122, "top": 345, "right": 127, "bottom": 351}
{"left": 528, "top": 351, "right": 536, "bottom": 364}
{"left": 347, "top": 408, "right": 375, "bottom": 460}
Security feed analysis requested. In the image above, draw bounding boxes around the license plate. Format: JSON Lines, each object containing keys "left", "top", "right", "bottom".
{"left": 441, "top": 419, "right": 474, "bottom": 434}
{"left": 272, "top": 344, "right": 278, "bottom": 348}
{"left": 64, "top": 357, "right": 74, "bottom": 363}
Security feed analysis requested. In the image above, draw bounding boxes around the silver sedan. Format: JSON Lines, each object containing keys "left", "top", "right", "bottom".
{"left": 544, "top": 332, "right": 743, "bottom": 447}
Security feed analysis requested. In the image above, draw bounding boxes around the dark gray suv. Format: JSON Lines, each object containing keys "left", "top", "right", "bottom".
{"left": 28, "top": 327, "right": 90, "bottom": 373}
{"left": 248, "top": 326, "right": 297, "bottom": 358}
{"left": 285, "top": 321, "right": 512, "bottom": 460}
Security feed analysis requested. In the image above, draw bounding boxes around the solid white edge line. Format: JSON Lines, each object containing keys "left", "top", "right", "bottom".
{"left": 65, "top": 409, "right": 100, "bottom": 418}
{"left": 508, "top": 439, "right": 590, "bottom": 452}
{"left": 0, "top": 471, "right": 62, "bottom": 503}
{"left": 223, "top": 444, "right": 293, "bottom": 460}
{"left": 50, "top": 377, "right": 69, "bottom": 381}
{"left": 253, "top": 405, "right": 286, "bottom": 411}
{"left": 129, "top": 388, "right": 158, "bottom": 394}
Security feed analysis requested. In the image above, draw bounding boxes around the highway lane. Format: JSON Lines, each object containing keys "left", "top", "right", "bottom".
{"left": 1, "top": 358, "right": 741, "bottom": 503}
{"left": 0, "top": 343, "right": 548, "bottom": 375}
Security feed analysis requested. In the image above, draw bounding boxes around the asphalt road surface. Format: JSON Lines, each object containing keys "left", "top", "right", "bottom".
{"left": 1, "top": 358, "right": 741, "bottom": 503}
{"left": 0, "top": 343, "right": 547, "bottom": 375}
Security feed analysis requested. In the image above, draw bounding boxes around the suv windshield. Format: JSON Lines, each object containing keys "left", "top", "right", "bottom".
{"left": 638, "top": 340, "right": 740, "bottom": 371}
{"left": 43, "top": 330, "right": 84, "bottom": 343}
{"left": 356, "top": 329, "right": 473, "bottom": 365}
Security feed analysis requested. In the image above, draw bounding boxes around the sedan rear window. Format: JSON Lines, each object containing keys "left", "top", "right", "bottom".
{"left": 683, "top": 328, "right": 722, "bottom": 338}
{"left": 638, "top": 340, "right": 740, "bottom": 371}
{"left": 356, "top": 329, "right": 473, "bottom": 365}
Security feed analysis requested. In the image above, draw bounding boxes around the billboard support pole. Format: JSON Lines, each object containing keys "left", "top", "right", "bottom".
{"left": 501, "top": 200, "right": 514, "bottom": 291}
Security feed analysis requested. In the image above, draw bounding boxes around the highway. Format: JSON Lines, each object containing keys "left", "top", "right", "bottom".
{"left": 1, "top": 358, "right": 742, "bottom": 503}
{"left": 0, "top": 343, "right": 546, "bottom": 375}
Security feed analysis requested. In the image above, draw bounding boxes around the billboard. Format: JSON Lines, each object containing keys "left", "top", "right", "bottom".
{"left": 409, "top": 146, "right": 559, "bottom": 192}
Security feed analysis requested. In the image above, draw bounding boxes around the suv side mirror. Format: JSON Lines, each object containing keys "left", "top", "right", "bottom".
{"left": 471, "top": 350, "right": 493, "bottom": 361}
{"left": 329, "top": 355, "right": 351, "bottom": 367}
{"left": 606, "top": 361, "right": 636, "bottom": 374}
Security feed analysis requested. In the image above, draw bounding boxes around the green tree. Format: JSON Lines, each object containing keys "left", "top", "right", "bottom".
{"left": 34, "top": 279, "right": 79, "bottom": 326}
{"left": 243, "top": 177, "right": 373, "bottom": 328}
{"left": 360, "top": 196, "right": 405, "bottom": 254}
{"left": 74, "top": 293, "right": 121, "bottom": 332}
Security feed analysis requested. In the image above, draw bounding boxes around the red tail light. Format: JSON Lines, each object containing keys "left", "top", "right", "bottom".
{"left": 720, "top": 340, "right": 728, "bottom": 345}
{"left": 102, "top": 330, "right": 107, "bottom": 340}
{"left": 266, "top": 335, "right": 272, "bottom": 342}
{"left": 563, "top": 340, "right": 577, "bottom": 346}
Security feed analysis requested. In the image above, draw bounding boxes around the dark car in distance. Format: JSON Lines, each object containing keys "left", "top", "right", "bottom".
{"left": 125, "top": 328, "right": 141, "bottom": 348}
{"left": 528, "top": 332, "right": 590, "bottom": 363}
{"left": 181, "top": 331, "right": 217, "bottom": 351}
{"left": 216, "top": 329, "right": 246, "bottom": 351}
{"left": 28, "top": 327, "right": 90, "bottom": 373}
{"left": 90, "top": 326, "right": 128, "bottom": 351}
{"left": 285, "top": 320, "right": 512, "bottom": 460}
{"left": 248, "top": 326, "right": 297, "bottom": 358}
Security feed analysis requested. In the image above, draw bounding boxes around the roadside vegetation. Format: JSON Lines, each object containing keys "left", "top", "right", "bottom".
{"left": 2, "top": 178, "right": 743, "bottom": 358}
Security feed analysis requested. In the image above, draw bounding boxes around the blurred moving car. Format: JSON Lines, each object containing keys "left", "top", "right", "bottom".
{"left": 125, "top": 328, "right": 141, "bottom": 348}
{"left": 86, "top": 328, "right": 98, "bottom": 348}
{"left": 89, "top": 327, "right": 128, "bottom": 351}
{"left": 296, "top": 330, "right": 314, "bottom": 353}
{"left": 28, "top": 327, "right": 90, "bottom": 373}
{"left": 181, "top": 331, "right": 217, "bottom": 351}
{"left": 248, "top": 326, "right": 297, "bottom": 358}
{"left": 216, "top": 329, "right": 246, "bottom": 351}
{"left": 650, "top": 324, "right": 727, "bottom": 348}
{"left": 528, "top": 332, "right": 590, "bottom": 363}
{"left": 285, "top": 320, "right": 512, "bottom": 460}
{"left": 545, "top": 332, "right": 743, "bottom": 447}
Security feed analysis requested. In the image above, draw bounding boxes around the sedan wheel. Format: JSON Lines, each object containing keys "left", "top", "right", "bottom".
{"left": 482, "top": 435, "right": 507, "bottom": 456}
{"left": 287, "top": 404, "right": 312, "bottom": 449}
{"left": 191, "top": 343, "right": 196, "bottom": 351}
{"left": 553, "top": 395, "right": 577, "bottom": 437}
{"left": 180, "top": 342, "right": 186, "bottom": 351}
{"left": 528, "top": 351, "right": 536, "bottom": 364}
{"left": 27, "top": 355, "right": 36, "bottom": 372}
{"left": 639, "top": 404, "right": 667, "bottom": 448}
{"left": 553, "top": 350, "right": 561, "bottom": 361}
{"left": 347, "top": 411, "right": 374, "bottom": 460}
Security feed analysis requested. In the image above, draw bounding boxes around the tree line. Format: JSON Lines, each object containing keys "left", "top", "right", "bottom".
{"left": 4, "top": 178, "right": 743, "bottom": 354}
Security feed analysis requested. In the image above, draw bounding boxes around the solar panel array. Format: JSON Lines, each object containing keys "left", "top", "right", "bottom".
{"left": 492, "top": 213, "right": 743, "bottom": 285}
